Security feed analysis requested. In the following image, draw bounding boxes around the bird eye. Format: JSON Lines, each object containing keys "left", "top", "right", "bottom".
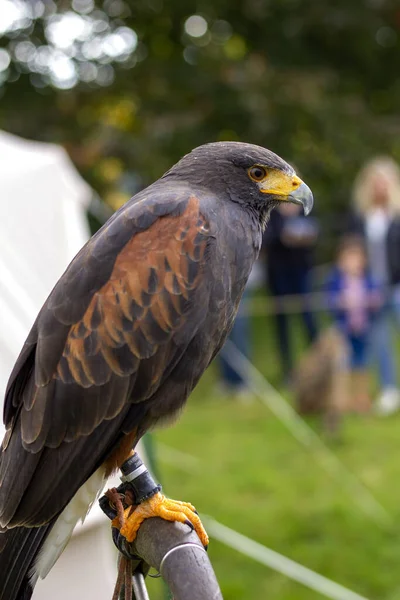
{"left": 249, "top": 166, "right": 267, "bottom": 181}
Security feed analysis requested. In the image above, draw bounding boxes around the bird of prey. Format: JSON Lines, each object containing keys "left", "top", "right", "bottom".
{"left": 0, "top": 142, "right": 313, "bottom": 600}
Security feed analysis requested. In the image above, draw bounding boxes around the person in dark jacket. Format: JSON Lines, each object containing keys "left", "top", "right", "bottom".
{"left": 264, "top": 202, "right": 319, "bottom": 383}
{"left": 347, "top": 156, "right": 400, "bottom": 414}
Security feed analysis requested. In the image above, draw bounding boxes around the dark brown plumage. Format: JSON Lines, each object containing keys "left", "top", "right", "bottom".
{"left": 0, "top": 142, "right": 313, "bottom": 600}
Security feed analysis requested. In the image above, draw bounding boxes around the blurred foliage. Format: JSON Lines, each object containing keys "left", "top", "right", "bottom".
{"left": 1, "top": 0, "right": 400, "bottom": 258}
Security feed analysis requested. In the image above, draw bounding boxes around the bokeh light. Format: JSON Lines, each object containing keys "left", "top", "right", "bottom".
{"left": 0, "top": 0, "right": 137, "bottom": 88}
{"left": 184, "top": 15, "right": 208, "bottom": 38}
{"left": 0, "top": 49, "right": 11, "bottom": 72}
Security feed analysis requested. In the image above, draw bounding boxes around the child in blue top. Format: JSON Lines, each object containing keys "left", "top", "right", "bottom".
{"left": 326, "top": 236, "right": 383, "bottom": 411}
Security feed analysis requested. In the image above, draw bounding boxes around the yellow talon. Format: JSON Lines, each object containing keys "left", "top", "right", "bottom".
{"left": 112, "top": 491, "right": 209, "bottom": 547}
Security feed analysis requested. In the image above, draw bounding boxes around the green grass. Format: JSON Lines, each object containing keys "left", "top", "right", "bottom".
{"left": 145, "top": 309, "right": 400, "bottom": 599}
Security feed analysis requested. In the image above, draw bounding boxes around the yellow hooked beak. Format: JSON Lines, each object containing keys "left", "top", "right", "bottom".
{"left": 258, "top": 170, "right": 314, "bottom": 216}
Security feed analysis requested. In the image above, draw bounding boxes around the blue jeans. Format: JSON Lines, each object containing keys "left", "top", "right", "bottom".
{"left": 370, "top": 305, "right": 397, "bottom": 388}
{"left": 347, "top": 333, "right": 369, "bottom": 369}
{"left": 393, "top": 284, "right": 400, "bottom": 326}
{"left": 219, "top": 292, "right": 251, "bottom": 388}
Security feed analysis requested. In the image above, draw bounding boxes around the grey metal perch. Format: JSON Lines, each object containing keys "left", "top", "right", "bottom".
{"left": 99, "top": 454, "right": 222, "bottom": 599}
{"left": 129, "top": 517, "right": 223, "bottom": 600}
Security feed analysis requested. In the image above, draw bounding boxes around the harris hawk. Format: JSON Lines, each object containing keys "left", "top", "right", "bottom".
{"left": 0, "top": 142, "right": 313, "bottom": 599}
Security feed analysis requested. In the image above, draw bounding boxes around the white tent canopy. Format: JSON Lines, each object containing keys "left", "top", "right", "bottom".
{"left": 0, "top": 131, "right": 124, "bottom": 599}
{"left": 0, "top": 130, "right": 92, "bottom": 418}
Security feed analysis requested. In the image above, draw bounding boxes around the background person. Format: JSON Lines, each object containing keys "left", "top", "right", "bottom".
{"left": 263, "top": 202, "right": 319, "bottom": 384}
{"left": 347, "top": 157, "right": 400, "bottom": 414}
{"left": 326, "top": 236, "right": 383, "bottom": 413}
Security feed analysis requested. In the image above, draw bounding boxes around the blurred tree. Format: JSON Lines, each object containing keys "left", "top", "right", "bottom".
{"left": 0, "top": 0, "right": 399, "bottom": 257}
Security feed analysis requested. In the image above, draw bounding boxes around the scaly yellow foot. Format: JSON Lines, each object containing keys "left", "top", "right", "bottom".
{"left": 112, "top": 491, "right": 209, "bottom": 547}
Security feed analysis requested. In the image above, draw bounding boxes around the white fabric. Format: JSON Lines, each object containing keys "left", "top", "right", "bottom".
{"left": 365, "top": 208, "right": 390, "bottom": 242}
{"left": 0, "top": 130, "right": 92, "bottom": 436}
{"left": 0, "top": 132, "right": 137, "bottom": 596}
{"left": 365, "top": 208, "right": 391, "bottom": 284}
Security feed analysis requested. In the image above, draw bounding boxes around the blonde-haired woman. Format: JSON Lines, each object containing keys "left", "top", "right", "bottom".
{"left": 348, "top": 156, "right": 400, "bottom": 414}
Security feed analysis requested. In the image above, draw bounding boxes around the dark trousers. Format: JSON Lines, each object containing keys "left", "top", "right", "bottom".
{"left": 268, "top": 265, "right": 318, "bottom": 379}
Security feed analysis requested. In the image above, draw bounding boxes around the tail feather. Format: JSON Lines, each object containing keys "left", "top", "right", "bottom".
{"left": 0, "top": 524, "right": 53, "bottom": 600}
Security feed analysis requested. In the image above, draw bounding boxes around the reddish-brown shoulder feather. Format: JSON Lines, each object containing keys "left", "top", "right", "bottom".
{"left": 0, "top": 194, "right": 211, "bottom": 528}
{"left": 54, "top": 196, "right": 208, "bottom": 388}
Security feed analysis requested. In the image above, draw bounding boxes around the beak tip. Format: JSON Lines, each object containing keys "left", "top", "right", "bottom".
{"left": 289, "top": 182, "right": 314, "bottom": 216}
{"left": 303, "top": 200, "right": 313, "bottom": 217}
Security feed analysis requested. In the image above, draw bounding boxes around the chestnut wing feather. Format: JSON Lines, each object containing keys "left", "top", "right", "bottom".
{"left": 0, "top": 193, "right": 211, "bottom": 527}
{"left": 56, "top": 198, "right": 208, "bottom": 387}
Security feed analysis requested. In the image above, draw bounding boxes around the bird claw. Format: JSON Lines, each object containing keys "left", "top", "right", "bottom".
{"left": 184, "top": 518, "right": 194, "bottom": 531}
{"left": 115, "top": 491, "right": 209, "bottom": 548}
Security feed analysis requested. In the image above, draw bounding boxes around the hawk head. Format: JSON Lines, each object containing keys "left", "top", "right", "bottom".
{"left": 163, "top": 141, "right": 314, "bottom": 226}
